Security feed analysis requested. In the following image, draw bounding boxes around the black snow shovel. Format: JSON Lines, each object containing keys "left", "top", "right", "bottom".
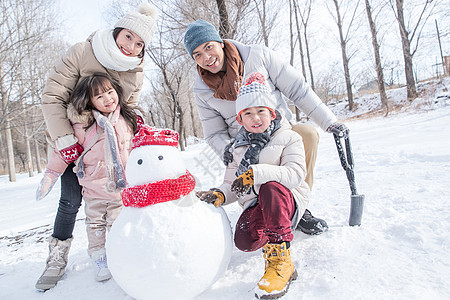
{"left": 333, "top": 133, "right": 365, "bottom": 226}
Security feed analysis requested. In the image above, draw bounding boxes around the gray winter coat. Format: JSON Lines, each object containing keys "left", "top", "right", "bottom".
{"left": 193, "top": 40, "right": 337, "bottom": 156}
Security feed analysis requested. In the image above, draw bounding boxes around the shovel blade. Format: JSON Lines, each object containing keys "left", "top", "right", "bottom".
{"left": 349, "top": 194, "right": 365, "bottom": 226}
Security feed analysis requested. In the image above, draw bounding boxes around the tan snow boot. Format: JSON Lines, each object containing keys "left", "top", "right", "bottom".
{"left": 35, "top": 236, "right": 73, "bottom": 290}
{"left": 255, "top": 242, "right": 298, "bottom": 299}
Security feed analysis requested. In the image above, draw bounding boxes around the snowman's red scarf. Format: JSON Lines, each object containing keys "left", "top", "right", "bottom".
{"left": 121, "top": 171, "right": 196, "bottom": 207}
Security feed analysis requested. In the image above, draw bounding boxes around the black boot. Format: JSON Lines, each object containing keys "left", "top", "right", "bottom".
{"left": 297, "top": 209, "right": 328, "bottom": 235}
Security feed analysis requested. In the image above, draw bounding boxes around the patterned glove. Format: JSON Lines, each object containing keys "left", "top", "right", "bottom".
{"left": 36, "top": 169, "right": 61, "bottom": 201}
{"left": 59, "top": 143, "right": 83, "bottom": 164}
{"left": 196, "top": 190, "right": 225, "bottom": 207}
{"left": 231, "top": 168, "right": 254, "bottom": 197}
{"left": 222, "top": 140, "right": 234, "bottom": 166}
{"left": 327, "top": 122, "right": 349, "bottom": 138}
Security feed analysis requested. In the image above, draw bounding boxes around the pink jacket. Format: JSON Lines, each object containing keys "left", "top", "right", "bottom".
{"left": 47, "top": 105, "right": 134, "bottom": 200}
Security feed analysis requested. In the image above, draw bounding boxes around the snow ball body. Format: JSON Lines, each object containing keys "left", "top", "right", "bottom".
{"left": 107, "top": 144, "right": 233, "bottom": 300}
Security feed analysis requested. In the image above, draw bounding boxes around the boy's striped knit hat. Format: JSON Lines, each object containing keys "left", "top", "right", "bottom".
{"left": 235, "top": 72, "right": 277, "bottom": 116}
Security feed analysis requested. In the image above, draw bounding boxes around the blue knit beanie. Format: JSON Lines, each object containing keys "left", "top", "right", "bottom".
{"left": 184, "top": 19, "right": 224, "bottom": 58}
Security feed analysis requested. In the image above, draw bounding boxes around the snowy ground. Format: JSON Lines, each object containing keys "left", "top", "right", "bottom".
{"left": 1, "top": 77, "right": 450, "bottom": 299}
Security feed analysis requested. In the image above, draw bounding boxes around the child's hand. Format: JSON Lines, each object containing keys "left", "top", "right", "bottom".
{"left": 231, "top": 169, "right": 254, "bottom": 197}
{"left": 36, "top": 169, "right": 61, "bottom": 201}
{"left": 196, "top": 190, "right": 225, "bottom": 207}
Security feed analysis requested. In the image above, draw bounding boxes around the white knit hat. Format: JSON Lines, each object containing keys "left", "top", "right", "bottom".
{"left": 114, "top": 3, "right": 158, "bottom": 46}
{"left": 235, "top": 72, "right": 277, "bottom": 116}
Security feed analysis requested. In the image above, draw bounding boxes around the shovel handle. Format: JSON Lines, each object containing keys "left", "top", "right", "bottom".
{"left": 333, "top": 134, "right": 358, "bottom": 195}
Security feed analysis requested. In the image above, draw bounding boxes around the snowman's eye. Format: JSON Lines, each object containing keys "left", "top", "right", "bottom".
{"left": 158, "top": 155, "right": 163, "bottom": 160}
{"left": 137, "top": 159, "right": 143, "bottom": 165}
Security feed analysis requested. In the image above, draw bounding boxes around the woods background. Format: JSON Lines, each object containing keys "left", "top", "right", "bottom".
{"left": 1, "top": 0, "right": 449, "bottom": 181}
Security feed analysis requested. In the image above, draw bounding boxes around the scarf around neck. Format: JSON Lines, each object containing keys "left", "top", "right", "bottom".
{"left": 121, "top": 171, "right": 196, "bottom": 208}
{"left": 235, "top": 116, "right": 282, "bottom": 177}
{"left": 75, "top": 107, "right": 126, "bottom": 194}
{"left": 92, "top": 29, "right": 142, "bottom": 72}
{"left": 197, "top": 40, "right": 243, "bottom": 101}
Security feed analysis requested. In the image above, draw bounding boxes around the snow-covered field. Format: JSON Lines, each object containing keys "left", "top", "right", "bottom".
{"left": 1, "top": 78, "right": 449, "bottom": 299}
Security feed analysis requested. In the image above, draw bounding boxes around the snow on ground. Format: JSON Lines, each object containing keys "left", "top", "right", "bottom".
{"left": 1, "top": 77, "right": 450, "bottom": 299}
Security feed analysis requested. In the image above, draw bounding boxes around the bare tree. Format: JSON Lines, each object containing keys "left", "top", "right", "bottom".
{"left": 288, "top": 0, "right": 302, "bottom": 121}
{"left": 0, "top": 0, "right": 62, "bottom": 179}
{"left": 295, "top": 0, "right": 315, "bottom": 90}
{"left": 216, "top": 0, "right": 232, "bottom": 38}
{"left": 329, "top": 0, "right": 361, "bottom": 111}
{"left": 365, "top": 0, "right": 389, "bottom": 115}
{"left": 1, "top": 0, "right": 17, "bottom": 181}
{"left": 252, "top": 0, "right": 269, "bottom": 46}
{"left": 389, "top": 0, "right": 436, "bottom": 100}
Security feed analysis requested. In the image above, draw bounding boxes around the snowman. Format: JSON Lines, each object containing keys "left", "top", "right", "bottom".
{"left": 106, "top": 125, "right": 233, "bottom": 300}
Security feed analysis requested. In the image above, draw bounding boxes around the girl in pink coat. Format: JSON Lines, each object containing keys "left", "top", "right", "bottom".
{"left": 37, "top": 73, "right": 138, "bottom": 282}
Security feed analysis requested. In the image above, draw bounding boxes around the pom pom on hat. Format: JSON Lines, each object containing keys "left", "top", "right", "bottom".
{"left": 235, "top": 72, "right": 277, "bottom": 116}
{"left": 184, "top": 19, "right": 224, "bottom": 58}
{"left": 115, "top": 3, "right": 158, "bottom": 46}
{"left": 132, "top": 125, "right": 179, "bottom": 149}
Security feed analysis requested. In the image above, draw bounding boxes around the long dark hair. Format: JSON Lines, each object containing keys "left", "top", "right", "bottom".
{"left": 70, "top": 73, "right": 138, "bottom": 133}
{"left": 113, "top": 28, "right": 145, "bottom": 59}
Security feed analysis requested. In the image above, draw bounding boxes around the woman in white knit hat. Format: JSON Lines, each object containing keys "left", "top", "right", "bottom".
{"left": 35, "top": 3, "right": 158, "bottom": 291}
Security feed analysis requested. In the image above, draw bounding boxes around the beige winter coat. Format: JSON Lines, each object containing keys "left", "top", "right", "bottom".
{"left": 41, "top": 34, "right": 144, "bottom": 142}
{"left": 218, "top": 118, "right": 310, "bottom": 229}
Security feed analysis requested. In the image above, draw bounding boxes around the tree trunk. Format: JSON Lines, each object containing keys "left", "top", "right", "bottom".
{"left": 332, "top": 0, "right": 354, "bottom": 111}
{"left": 34, "top": 140, "right": 42, "bottom": 173}
{"left": 5, "top": 123, "right": 16, "bottom": 182}
{"left": 293, "top": 1, "right": 307, "bottom": 81}
{"left": 189, "top": 98, "right": 200, "bottom": 137}
{"left": 395, "top": 0, "right": 416, "bottom": 100}
{"left": 216, "top": 0, "right": 231, "bottom": 39}
{"left": 289, "top": 0, "right": 301, "bottom": 122}
{"left": 254, "top": 0, "right": 269, "bottom": 47}
{"left": 1, "top": 62, "right": 16, "bottom": 182}
{"left": 177, "top": 103, "right": 185, "bottom": 151}
{"left": 21, "top": 100, "right": 34, "bottom": 177}
{"left": 365, "top": 0, "right": 389, "bottom": 116}
{"left": 304, "top": 28, "right": 315, "bottom": 91}
{"left": 296, "top": 0, "right": 315, "bottom": 90}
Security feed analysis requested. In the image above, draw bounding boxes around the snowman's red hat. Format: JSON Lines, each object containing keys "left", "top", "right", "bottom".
{"left": 132, "top": 125, "right": 179, "bottom": 149}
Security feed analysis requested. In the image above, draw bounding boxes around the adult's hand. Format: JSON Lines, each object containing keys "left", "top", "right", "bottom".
{"left": 327, "top": 122, "right": 349, "bottom": 138}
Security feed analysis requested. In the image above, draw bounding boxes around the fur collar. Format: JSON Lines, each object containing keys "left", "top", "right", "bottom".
{"left": 67, "top": 103, "right": 94, "bottom": 125}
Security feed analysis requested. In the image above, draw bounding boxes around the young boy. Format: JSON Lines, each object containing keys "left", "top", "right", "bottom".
{"left": 196, "top": 72, "right": 311, "bottom": 299}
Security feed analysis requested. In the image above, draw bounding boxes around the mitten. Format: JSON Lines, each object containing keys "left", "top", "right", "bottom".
{"left": 231, "top": 168, "right": 254, "bottom": 197}
{"left": 59, "top": 143, "right": 83, "bottom": 164}
{"left": 222, "top": 140, "right": 235, "bottom": 166}
{"left": 36, "top": 169, "right": 61, "bottom": 201}
{"left": 327, "top": 122, "right": 349, "bottom": 138}
{"left": 196, "top": 189, "right": 225, "bottom": 207}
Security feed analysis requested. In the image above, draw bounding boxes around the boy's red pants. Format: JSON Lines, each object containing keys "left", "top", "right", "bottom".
{"left": 234, "top": 181, "right": 296, "bottom": 252}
